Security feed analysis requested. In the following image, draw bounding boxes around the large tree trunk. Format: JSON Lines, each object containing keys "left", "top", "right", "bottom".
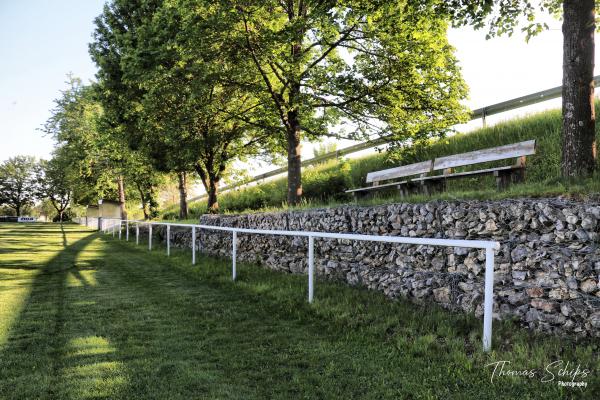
{"left": 286, "top": 10, "right": 306, "bottom": 207}
{"left": 286, "top": 117, "right": 303, "bottom": 206}
{"left": 562, "top": 0, "right": 596, "bottom": 178}
{"left": 195, "top": 164, "right": 220, "bottom": 214}
{"left": 177, "top": 171, "right": 188, "bottom": 219}
{"left": 207, "top": 178, "right": 219, "bottom": 213}
{"left": 15, "top": 204, "right": 21, "bottom": 217}
{"left": 117, "top": 175, "right": 127, "bottom": 220}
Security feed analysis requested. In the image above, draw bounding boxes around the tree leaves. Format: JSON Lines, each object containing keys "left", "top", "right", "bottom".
{"left": 0, "top": 156, "right": 40, "bottom": 216}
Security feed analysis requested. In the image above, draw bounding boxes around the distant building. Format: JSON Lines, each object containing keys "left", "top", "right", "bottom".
{"left": 85, "top": 199, "right": 122, "bottom": 229}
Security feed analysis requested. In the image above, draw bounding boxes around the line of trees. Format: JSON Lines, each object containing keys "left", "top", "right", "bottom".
{"left": 0, "top": 155, "right": 75, "bottom": 220}
{"left": 84, "top": 0, "right": 468, "bottom": 212}
{"left": 0, "top": 156, "right": 40, "bottom": 217}
{"left": 42, "top": 76, "right": 165, "bottom": 220}
{"left": 40, "top": 0, "right": 596, "bottom": 219}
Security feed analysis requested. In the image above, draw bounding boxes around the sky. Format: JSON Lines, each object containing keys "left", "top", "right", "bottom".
{"left": 0, "top": 2, "right": 594, "bottom": 167}
{"left": 0, "top": 0, "right": 105, "bottom": 162}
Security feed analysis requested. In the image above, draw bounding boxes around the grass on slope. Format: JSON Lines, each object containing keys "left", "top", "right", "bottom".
{"left": 0, "top": 223, "right": 598, "bottom": 399}
{"left": 162, "top": 107, "right": 600, "bottom": 219}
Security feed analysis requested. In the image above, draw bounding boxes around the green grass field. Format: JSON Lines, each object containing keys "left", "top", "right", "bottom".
{"left": 0, "top": 223, "right": 598, "bottom": 399}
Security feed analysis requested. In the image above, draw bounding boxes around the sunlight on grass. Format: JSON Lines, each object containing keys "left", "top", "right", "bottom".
{"left": 63, "top": 361, "right": 128, "bottom": 399}
{"left": 0, "top": 273, "right": 34, "bottom": 347}
{"left": 68, "top": 336, "right": 116, "bottom": 357}
{"left": 72, "top": 300, "right": 97, "bottom": 307}
{"left": 66, "top": 270, "right": 98, "bottom": 287}
{"left": 61, "top": 336, "right": 128, "bottom": 399}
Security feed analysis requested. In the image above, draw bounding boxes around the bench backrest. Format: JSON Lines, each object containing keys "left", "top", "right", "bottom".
{"left": 432, "top": 140, "right": 536, "bottom": 171}
{"left": 366, "top": 160, "right": 433, "bottom": 183}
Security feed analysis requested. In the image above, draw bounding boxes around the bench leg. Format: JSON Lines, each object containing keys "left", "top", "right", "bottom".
{"left": 422, "top": 180, "right": 445, "bottom": 196}
{"left": 512, "top": 167, "right": 525, "bottom": 184}
{"left": 398, "top": 185, "right": 407, "bottom": 199}
{"left": 352, "top": 191, "right": 370, "bottom": 202}
{"left": 495, "top": 170, "right": 513, "bottom": 191}
{"left": 402, "top": 182, "right": 423, "bottom": 196}
{"left": 399, "top": 184, "right": 416, "bottom": 198}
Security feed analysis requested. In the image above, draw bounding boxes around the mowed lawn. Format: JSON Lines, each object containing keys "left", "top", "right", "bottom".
{"left": 0, "top": 223, "right": 598, "bottom": 399}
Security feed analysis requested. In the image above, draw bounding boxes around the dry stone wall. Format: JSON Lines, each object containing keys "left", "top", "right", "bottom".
{"left": 146, "top": 198, "right": 600, "bottom": 337}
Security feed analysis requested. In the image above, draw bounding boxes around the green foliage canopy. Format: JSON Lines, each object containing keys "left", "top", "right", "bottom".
{"left": 0, "top": 156, "right": 40, "bottom": 216}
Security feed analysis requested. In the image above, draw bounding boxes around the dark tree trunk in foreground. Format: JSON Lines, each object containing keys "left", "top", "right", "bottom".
{"left": 177, "top": 171, "right": 188, "bottom": 219}
{"left": 51, "top": 199, "right": 69, "bottom": 222}
{"left": 136, "top": 183, "right": 149, "bottom": 220}
{"left": 194, "top": 165, "right": 220, "bottom": 213}
{"left": 117, "top": 175, "right": 127, "bottom": 220}
{"left": 207, "top": 178, "right": 219, "bottom": 213}
{"left": 562, "top": 0, "right": 596, "bottom": 178}
{"left": 286, "top": 99, "right": 303, "bottom": 206}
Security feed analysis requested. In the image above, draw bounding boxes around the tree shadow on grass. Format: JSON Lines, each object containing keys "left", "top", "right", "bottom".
{"left": 99, "top": 238, "right": 600, "bottom": 399}
{"left": 0, "top": 227, "right": 105, "bottom": 399}
{"left": 81, "top": 242, "right": 485, "bottom": 399}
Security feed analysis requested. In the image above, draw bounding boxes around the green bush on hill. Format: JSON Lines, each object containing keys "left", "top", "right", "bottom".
{"left": 163, "top": 108, "right": 600, "bottom": 219}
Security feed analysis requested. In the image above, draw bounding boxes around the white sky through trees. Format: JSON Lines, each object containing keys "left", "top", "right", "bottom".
{"left": 0, "top": 2, "right": 590, "bottom": 166}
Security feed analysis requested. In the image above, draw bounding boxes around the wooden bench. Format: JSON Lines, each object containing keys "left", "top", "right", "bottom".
{"left": 345, "top": 160, "right": 433, "bottom": 198}
{"left": 411, "top": 140, "right": 536, "bottom": 194}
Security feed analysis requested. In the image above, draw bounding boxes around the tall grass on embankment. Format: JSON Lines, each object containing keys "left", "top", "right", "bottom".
{"left": 163, "top": 107, "right": 600, "bottom": 219}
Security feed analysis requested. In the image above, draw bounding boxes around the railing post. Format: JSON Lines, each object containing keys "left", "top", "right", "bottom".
{"left": 126, "top": 220, "right": 129, "bottom": 241}
{"left": 118, "top": 221, "right": 122, "bottom": 240}
{"left": 483, "top": 246, "right": 495, "bottom": 352}
{"left": 167, "top": 224, "right": 171, "bottom": 256}
{"left": 192, "top": 226, "right": 196, "bottom": 265}
{"left": 308, "top": 236, "right": 314, "bottom": 303}
{"left": 136, "top": 223, "right": 139, "bottom": 245}
{"left": 149, "top": 224, "right": 153, "bottom": 251}
{"left": 232, "top": 230, "right": 237, "bottom": 281}
{"left": 98, "top": 217, "right": 102, "bottom": 232}
{"left": 112, "top": 221, "right": 115, "bottom": 237}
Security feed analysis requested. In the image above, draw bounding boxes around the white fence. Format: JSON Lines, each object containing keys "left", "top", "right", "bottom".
{"left": 78, "top": 217, "right": 99, "bottom": 229}
{"left": 76, "top": 217, "right": 500, "bottom": 352}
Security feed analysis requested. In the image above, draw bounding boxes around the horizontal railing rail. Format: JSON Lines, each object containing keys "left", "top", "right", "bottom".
{"left": 82, "top": 217, "right": 500, "bottom": 352}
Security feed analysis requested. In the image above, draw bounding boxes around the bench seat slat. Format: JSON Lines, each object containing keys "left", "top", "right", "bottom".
{"left": 345, "top": 180, "right": 408, "bottom": 193}
{"left": 411, "top": 165, "right": 518, "bottom": 182}
{"left": 432, "top": 140, "right": 536, "bottom": 171}
{"left": 366, "top": 160, "right": 433, "bottom": 183}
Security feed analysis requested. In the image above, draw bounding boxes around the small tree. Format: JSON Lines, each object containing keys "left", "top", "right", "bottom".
{"left": 38, "top": 152, "right": 74, "bottom": 222}
{"left": 0, "top": 156, "right": 40, "bottom": 216}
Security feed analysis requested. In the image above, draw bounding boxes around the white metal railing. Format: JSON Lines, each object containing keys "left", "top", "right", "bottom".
{"left": 82, "top": 217, "right": 500, "bottom": 352}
